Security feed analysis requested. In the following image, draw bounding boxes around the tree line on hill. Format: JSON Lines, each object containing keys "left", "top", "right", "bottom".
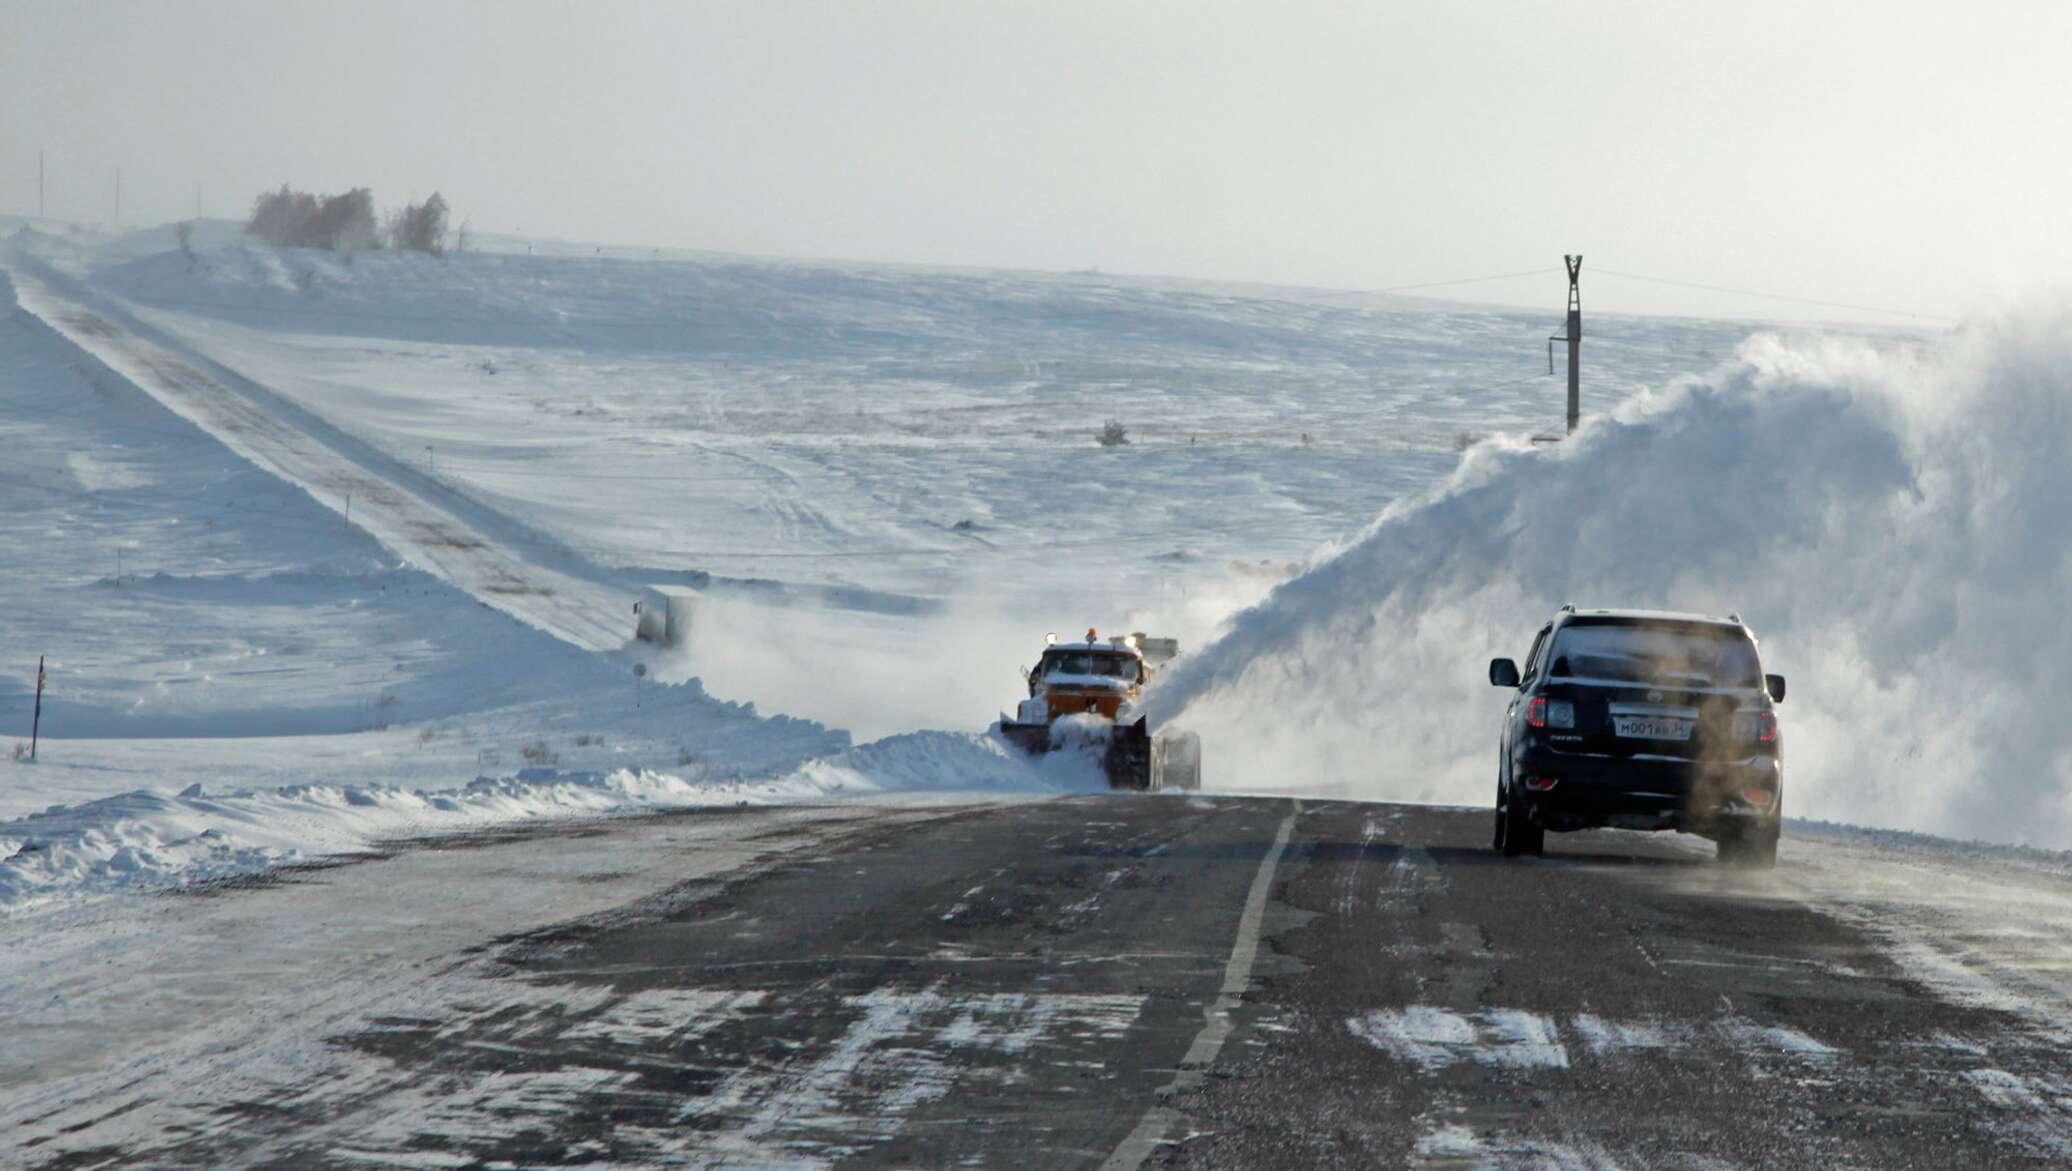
{"left": 245, "top": 186, "right": 458, "bottom": 254}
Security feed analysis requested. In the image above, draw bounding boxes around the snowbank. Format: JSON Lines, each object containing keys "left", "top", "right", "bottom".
{"left": 1148, "top": 298, "right": 2072, "bottom": 848}
{"left": 0, "top": 769, "right": 824, "bottom": 915}
{"left": 0, "top": 730, "right": 1099, "bottom": 914}
{"left": 784, "top": 728, "right": 1109, "bottom": 795}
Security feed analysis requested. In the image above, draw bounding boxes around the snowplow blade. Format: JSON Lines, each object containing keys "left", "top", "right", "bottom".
{"left": 998, "top": 717, "right": 1197, "bottom": 792}
{"left": 999, "top": 721, "right": 1051, "bottom": 757}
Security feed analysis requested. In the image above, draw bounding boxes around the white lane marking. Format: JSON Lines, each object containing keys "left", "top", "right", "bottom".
{"left": 1099, "top": 800, "right": 1300, "bottom": 1171}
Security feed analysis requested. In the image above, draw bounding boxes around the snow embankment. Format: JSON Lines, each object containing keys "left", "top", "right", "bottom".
{"left": 1147, "top": 298, "right": 2072, "bottom": 849}
{"left": 790, "top": 727, "right": 1110, "bottom": 794}
{"left": 0, "top": 731, "right": 1095, "bottom": 915}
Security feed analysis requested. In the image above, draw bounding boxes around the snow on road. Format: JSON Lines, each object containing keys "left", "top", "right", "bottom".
{"left": 11, "top": 801, "right": 2072, "bottom": 1167}
{"left": 0, "top": 799, "right": 1013, "bottom": 1160}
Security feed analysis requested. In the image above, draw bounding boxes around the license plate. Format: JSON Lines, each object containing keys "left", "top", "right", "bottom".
{"left": 1614, "top": 716, "right": 1693, "bottom": 741}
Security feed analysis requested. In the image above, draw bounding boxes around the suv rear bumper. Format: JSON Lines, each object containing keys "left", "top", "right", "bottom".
{"left": 1512, "top": 745, "right": 1781, "bottom": 837}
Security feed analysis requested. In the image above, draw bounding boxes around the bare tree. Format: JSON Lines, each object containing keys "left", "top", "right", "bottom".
{"left": 387, "top": 192, "right": 450, "bottom": 254}
{"left": 245, "top": 185, "right": 378, "bottom": 250}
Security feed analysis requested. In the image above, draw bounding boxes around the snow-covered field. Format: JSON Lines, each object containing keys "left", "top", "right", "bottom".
{"left": 8, "top": 213, "right": 2070, "bottom": 917}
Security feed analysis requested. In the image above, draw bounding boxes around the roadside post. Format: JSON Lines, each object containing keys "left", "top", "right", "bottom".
{"left": 32, "top": 656, "right": 46, "bottom": 761}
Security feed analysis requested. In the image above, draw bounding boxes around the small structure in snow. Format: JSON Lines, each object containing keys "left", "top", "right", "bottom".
{"left": 635, "top": 584, "right": 700, "bottom": 648}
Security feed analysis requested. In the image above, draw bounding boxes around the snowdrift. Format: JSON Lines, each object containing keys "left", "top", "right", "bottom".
{"left": 786, "top": 728, "right": 1111, "bottom": 794}
{"left": 1148, "top": 298, "right": 2072, "bottom": 848}
{"left": 0, "top": 730, "right": 1099, "bottom": 914}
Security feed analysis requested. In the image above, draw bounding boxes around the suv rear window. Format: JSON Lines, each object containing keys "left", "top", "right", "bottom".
{"left": 1547, "top": 622, "right": 1760, "bottom": 689}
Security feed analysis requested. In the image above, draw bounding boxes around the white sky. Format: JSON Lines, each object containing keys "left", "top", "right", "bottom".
{"left": 5, "top": 0, "right": 2068, "bottom": 323}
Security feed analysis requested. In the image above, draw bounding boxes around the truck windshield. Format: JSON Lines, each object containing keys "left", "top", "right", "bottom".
{"left": 1041, "top": 652, "right": 1139, "bottom": 681}
{"left": 1547, "top": 623, "right": 1760, "bottom": 689}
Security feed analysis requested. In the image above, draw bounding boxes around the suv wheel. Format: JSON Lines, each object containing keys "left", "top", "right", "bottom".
{"left": 1500, "top": 778, "right": 1543, "bottom": 857}
{"left": 1717, "top": 826, "right": 1779, "bottom": 869}
{"left": 1491, "top": 778, "right": 1508, "bottom": 852}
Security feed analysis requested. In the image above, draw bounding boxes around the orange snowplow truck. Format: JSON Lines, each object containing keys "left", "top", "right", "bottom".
{"left": 998, "top": 629, "right": 1201, "bottom": 790}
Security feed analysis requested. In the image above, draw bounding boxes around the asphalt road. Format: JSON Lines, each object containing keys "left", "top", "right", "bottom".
{"left": 20, "top": 796, "right": 2072, "bottom": 1169}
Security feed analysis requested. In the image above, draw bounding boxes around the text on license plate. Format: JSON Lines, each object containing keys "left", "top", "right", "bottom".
{"left": 1614, "top": 716, "right": 1693, "bottom": 740}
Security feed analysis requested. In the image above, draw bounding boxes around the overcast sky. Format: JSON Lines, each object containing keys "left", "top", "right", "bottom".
{"left": 5, "top": 1, "right": 2067, "bottom": 323}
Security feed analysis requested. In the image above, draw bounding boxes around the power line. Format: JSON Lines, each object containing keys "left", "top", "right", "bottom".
{"left": 1591, "top": 267, "right": 1954, "bottom": 324}
{"left": 1293, "top": 268, "right": 1557, "bottom": 302}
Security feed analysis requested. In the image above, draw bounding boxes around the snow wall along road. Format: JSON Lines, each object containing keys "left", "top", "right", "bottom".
{"left": 1146, "top": 299, "right": 2072, "bottom": 850}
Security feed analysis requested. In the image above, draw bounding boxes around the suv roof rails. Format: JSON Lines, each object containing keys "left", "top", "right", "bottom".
{"left": 1558, "top": 603, "right": 1575, "bottom": 613}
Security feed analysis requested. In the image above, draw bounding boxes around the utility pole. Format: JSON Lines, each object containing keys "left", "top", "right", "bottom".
{"left": 1546, "top": 255, "right": 1583, "bottom": 434}
{"left": 38, "top": 150, "right": 45, "bottom": 219}
{"left": 31, "top": 657, "right": 45, "bottom": 762}
{"left": 1563, "top": 255, "right": 1582, "bottom": 433}
{"left": 114, "top": 166, "right": 121, "bottom": 226}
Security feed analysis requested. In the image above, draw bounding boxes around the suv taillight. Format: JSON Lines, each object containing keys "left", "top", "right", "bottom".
{"left": 1528, "top": 697, "right": 1546, "bottom": 728}
{"left": 1526, "top": 697, "right": 1574, "bottom": 730}
{"left": 1735, "top": 710, "right": 1779, "bottom": 743}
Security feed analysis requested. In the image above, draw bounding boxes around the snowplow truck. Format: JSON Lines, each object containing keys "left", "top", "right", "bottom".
{"left": 998, "top": 629, "right": 1202, "bottom": 790}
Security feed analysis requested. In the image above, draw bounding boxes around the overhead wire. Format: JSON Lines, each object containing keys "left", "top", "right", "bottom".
{"left": 1291, "top": 268, "right": 1558, "bottom": 302}
{"left": 1590, "top": 267, "right": 1955, "bottom": 325}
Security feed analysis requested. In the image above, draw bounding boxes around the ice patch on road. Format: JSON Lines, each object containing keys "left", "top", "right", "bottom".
{"left": 1716, "top": 1018, "right": 1840, "bottom": 1058}
{"left": 561, "top": 988, "right": 770, "bottom": 1046}
{"left": 1963, "top": 1069, "right": 2072, "bottom": 1160}
{"left": 1571, "top": 1013, "right": 1680, "bottom": 1056}
{"left": 1413, "top": 1123, "right": 1486, "bottom": 1158}
{"left": 1357, "top": 1006, "right": 1839, "bottom": 1071}
{"left": 934, "top": 991, "right": 1142, "bottom": 1055}
{"left": 1411, "top": 1123, "right": 1629, "bottom": 1170}
{"left": 1348, "top": 1006, "right": 1568, "bottom": 1070}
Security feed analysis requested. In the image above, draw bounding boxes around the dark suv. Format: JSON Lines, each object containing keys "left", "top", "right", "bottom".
{"left": 1488, "top": 607, "right": 1786, "bottom": 866}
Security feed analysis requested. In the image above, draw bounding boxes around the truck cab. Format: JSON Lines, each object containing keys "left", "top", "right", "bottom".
{"left": 1024, "top": 638, "right": 1146, "bottom": 722}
